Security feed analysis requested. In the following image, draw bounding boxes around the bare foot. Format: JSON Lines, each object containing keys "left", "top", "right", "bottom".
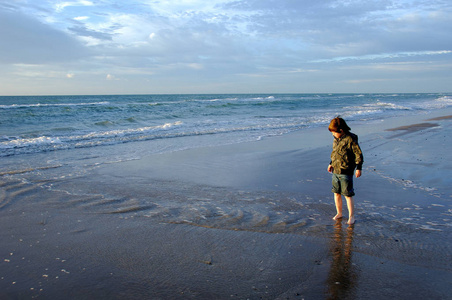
{"left": 347, "top": 216, "right": 355, "bottom": 225}
{"left": 333, "top": 214, "right": 343, "bottom": 220}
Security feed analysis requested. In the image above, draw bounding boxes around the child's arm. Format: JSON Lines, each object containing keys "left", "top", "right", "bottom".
{"left": 351, "top": 140, "right": 363, "bottom": 172}
{"left": 328, "top": 164, "right": 334, "bottom": 173}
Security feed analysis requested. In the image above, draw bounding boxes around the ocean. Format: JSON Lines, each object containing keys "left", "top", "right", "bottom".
{"left": 1, "top": 93, "right": 451, "bottom": 188}
{"left": 2, "top": 93, "right": 451, "bottom": 159}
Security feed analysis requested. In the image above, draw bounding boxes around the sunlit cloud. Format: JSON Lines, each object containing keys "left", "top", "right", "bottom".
{"left": 55, "top": 0, "right": 94, "bottom": 13}
{"left": 187, "top": 63, "right": 204, "bottom": 70}
{"left": 344, "top": 78, "right": 390, "bottom": 84}
{"left": 74, "top": 16, "right": 89, "bottom": 21}
{"left": 310, "top": 51, "right": 452, "bottom": 63}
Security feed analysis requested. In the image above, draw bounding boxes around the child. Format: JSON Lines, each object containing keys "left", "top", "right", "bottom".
{"left": 327, "top": 117, "right": 363, "bottom": 225}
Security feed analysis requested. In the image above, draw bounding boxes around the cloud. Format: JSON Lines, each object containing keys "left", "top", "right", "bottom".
{"left": 55, "top": 0, "right": 94, "bottom": 13}
{"left": 68, "top": 25, "right": 113, "bottom": 40}
{"left": 0, "top": 0, "right": 451, "bottom": 94}
{"left": 311, "top": 50, "right": 452, "bottom": 63}
{"left": 74, "top": 16, "right": 89, "bottom": 21}
{"left": 220, "top": 0, "right": 452, "bottom": 58}
{"left": 0, "top": 9, "right": 89, "bottom": 64}
{"left": 187, "top": 63, "right": 204, "bottom": 70}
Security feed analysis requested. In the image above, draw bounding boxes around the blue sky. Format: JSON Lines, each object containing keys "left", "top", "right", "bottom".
{"left": 0, "top": 0, "right": 451, "bottom": 95}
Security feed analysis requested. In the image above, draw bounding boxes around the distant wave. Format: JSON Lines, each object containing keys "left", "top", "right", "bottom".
{"left": 344, "top": 101, "right": 412, "bottom": 118}
{"left": 0, "top": 102, "right": 110, "bottom": 109}
{"left": 435, "top": 95, "right": 452, "bottom": 105}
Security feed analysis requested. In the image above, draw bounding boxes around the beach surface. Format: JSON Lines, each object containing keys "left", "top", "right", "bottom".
{"left": 1, "top": 109, "right": 452, "bottom": 299}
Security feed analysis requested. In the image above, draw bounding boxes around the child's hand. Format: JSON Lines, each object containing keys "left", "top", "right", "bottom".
{"left": 355, "top": 170, "right": 362, "bottom": 178}
{"left": 327, "top": 165, "right": 333, "bottom": 173}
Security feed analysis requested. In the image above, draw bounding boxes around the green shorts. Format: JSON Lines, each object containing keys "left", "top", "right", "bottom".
{"left": 332, "top": 173, "right": 355, "bottom": 197}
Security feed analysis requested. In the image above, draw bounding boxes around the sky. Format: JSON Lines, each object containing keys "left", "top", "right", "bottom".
{"left": 0, "top": 0, "right": 451, "bottom": 95}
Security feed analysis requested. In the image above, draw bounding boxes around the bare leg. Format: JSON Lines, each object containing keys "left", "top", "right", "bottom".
{"left": 345, "top": 196, "right": 355, "bottom": 224}
{"left": 333, "top": 193, "right": 343, "bottom": 220}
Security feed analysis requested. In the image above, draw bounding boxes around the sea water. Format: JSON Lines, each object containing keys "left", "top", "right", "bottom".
{"left": 2, "top": 93, "right": 451, "bottom": 159}
{"left": 1, "top": 93, "right": 451, "bottom": 186}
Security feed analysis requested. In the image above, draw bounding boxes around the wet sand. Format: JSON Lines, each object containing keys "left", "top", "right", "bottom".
{"left": 1, "top": 110, "right": 452, "bottom": 299}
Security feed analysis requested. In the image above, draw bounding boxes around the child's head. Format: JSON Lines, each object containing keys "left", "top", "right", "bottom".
{"left": 328, "top": 117, "right": 351, "bottom": 134}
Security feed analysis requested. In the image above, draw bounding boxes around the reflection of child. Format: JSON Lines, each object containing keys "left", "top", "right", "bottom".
{"left": 327, "top": 222, "right": 355, "bottom": 298}
{"left": 327, "top": 117, "right": 363, "bottom": 225}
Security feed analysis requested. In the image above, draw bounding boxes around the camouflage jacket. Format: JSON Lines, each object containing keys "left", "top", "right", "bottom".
{"left": 330, "top": 132, "right": 363, "bottom": 175}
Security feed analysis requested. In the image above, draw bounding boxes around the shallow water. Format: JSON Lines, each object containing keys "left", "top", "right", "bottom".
{"left": 1, "top": 167, "right": 450, "bottom": 299}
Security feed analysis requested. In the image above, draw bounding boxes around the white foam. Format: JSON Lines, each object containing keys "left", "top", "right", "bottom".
{"left": 419, "top": 225, "right": 442, "bottom": 231}
{"left": 0, "top": 102, "right": 110, "bottom": 109}
{"left": 0, "top": 136, "right": 62, "bottom": 149}
{"left": 70, "top": 121, "right": 183, "bottom": 141}
{"left": 0, "top": 121, "right": 184, "bottom": 151}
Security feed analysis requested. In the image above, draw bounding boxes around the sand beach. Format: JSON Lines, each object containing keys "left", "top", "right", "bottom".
{"left": 1, "top": 108, "right": 452, "bottom": 299}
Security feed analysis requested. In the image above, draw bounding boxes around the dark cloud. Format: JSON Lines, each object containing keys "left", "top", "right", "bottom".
{"left": 0, "top": 9, "right": 89, "bottom": 64}
{"left": 68, "top": 25, "right": 113, "bottom": 41}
